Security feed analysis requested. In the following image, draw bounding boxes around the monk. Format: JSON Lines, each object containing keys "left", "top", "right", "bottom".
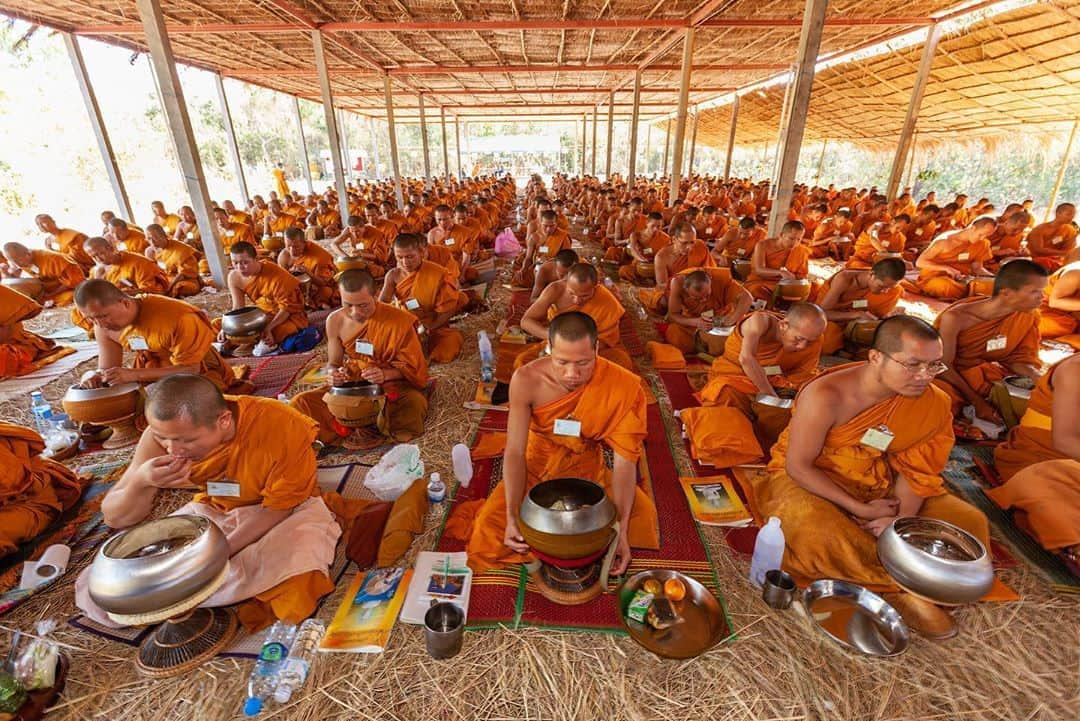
{"left": 808, "top": 209, "right": 854, "bottom": 260}
{"left": 221, "top": 241, "right": 308, "bottom": 350}
{"left": 73, "top": 280, "right": 250, "bottom": 394}
{"left": 214, "top": 207, "right": 255, "bottom": 254}
{"left": 306, "top": 200, "right": 342, "bottom": 238}
{"left": 83, "top": 236, "right": 169, "bottom": 295}
{"left": 107, "top": 218, "right": 148, "bottom": 255}
{"left": 1039, "top": 260, "right": 1080, "bottom": 342}
{"left": 379, "top": 234, "right": 463, "bottom": 363}
{"left": 531, "top": 249, "right": 578, "bottom": 302}
{"left": 905, "top": 205, "right": 939, "bottom": 255}
{"left": 751, "top": 316, "right": 992, "bottom": 638}
{"left": 744, "top": 221, "right": 810, "bottom": 301}
{"left": 817, "top": 258, "right": 905, "bottom": 354}
{"left": 291, "top": 269, "right": 428, "bottom": 447}
{"left": 74, "top": 374, "right": 344, "bottom": 630}
{"left": 273, "top": 162, "right": 290, "bottom": 197}
{"left": 0, "top": 422, "right": 83, "bottom": 559}
{"left": 933, "top": 259, "right": 1047, "bottom": 422}
{"left": 1025, "top": 203, "right": 1077, "bottom": 271}
{"left": 35, "top": 214, "right": 92, "bottom": 270}
{"left": 331, "top": 215, "right": 388, "bottom": 279}
{"left": 173, "top": 206, "right": 205, "bottom": 252}
{"left": 1, "top": 242, "right": 85, "bottom": 306}
{"left": 0, "top": 285, "right": 71, "bottom": 380}
{"left": 908, "top": 218, "right": 996, "bottom": 299}
{"left": 640, "top": 223, "right": 716, "bottom": 315}
{"left": 987, "top": 210, "right": 1032, "bottom": 269}
{"left": 616, "top": 212, "right": 670, "bottom": 283}
{"left": 278, "top": 228, "right": 337, "bottom": 310}
{"left": 512, "top": 210, "right": 571, "bottom": 288}
{"left": 449, "top": 312, "right": 659, "bottom": 574}
{"left": 712, "top": 216, "right": 764, "bottom": 267}
{"left": 144, "top": 224, "right": 201, "bottom": 298}
{"left": 846, "top": 215, "right": 910, "bottom": 269}
{"left": 664, "top": 268, "right": 754, "bottom": 353}
{"left": 263, "top": 200, "right": 301, "bottom": 239}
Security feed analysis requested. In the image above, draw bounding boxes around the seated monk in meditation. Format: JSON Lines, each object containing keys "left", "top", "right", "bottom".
{"left": 74, "top": 279, "right": 252, "bottom": 394}
{"left": 990, "top": 354, "right": 1079, "bottom": 562}
{"left": 214, "top": 207, "right": 255, "bottom": 254}
{"left": 0, "top": 284, "right": 71, "bottom": 380}
{"left": 144, "top": 224, "right": 201, "bottom": 298}
{"left": 616, "top": 212, "right": 670, "bottom": 283}
{"left": 640, "top": 222, "right": 715, "bottom": 315}
{"left": 817, "top": 258, "right": 905, "bottom": 355}
{"left": 530, "top": 249, "right": 578, "bottom": 302}
{"left": 0, "top": 421, "right": 83, "bottom": 560}
{"left": 743, "top": 221, "right": 810, "bottom": 301}
{"left": 807, "top": 208, "right": 854, "bottom": 260}
{"left": 36, "top": 214, "right": 93, "bottom": 271}
{"left": 74, "top": 374, "right": 348, "bottom": 630}
{"left": 1025, "top": 203, "right": 1076, "bottom": 272}
{"left": 379, "top": 234, "right": 464, "bottom": 364}
{"left": 83, "top": 236, "right": 169, "bottom": 295}
{"left": 846, "top": 215, "right": 910, "bottom": 269}
{"left": 1039, "top": 257, "right": 1080, "bottom": 344}
{"left": 933, "top": 259, "right": 1048, "bottom": 423}
{"left": 107, "top": 218, "right": 148, "bottom": 255}
{"left": 1, "top": 242, "right": 85, "bottom": 306}
{"left": 664, "top": 268, "right": 753, "bottom": 353}
{"left": 220, "top": 241, "right": 308, "bottom": 351}
{"left": 908, "top": 218, "right": 996, "bottom": 299}
{"left": 331, "top": 215, "right": 388, "bottom": 279}
{"left": 291, "top": 270, "right": 428, "bottom": 447}
{"left": 447, "top": 312, "right": 659, "bottom": 574}
{"left": 277, "top": 228, "right": 337, "bottom": 310}
{"left": 986, "top": 210, "right": 1032, "bottom": 270}
{"left": 513, "top": 262, "right": 633, "bottom": 373}
{"left": 511, "top": 210, "right": 571, "bottom": 288}
{"left": 749, "top": 316, "right": 992, "bottom": 638}
{"left": 711, "top": 216, "right": 764, "bottom": 268}
{"left": 151, "top": 201, "right": 181, "bottom": 237}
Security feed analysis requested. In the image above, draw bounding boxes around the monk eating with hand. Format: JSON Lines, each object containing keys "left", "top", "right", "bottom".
{"left": 291, "top": 269, "right": 429, "bottom": 447}
{"left": 220, "top": 241, "right": 308, "bottom": 351}
{"left": 447, "top": 312, "right": 659, "bottom": 574}
{"left": 379, "top": 234, "right": 465, "bottom": 363}
{"left": 36, "top": 214, "right": 93, "bottom": 271}
{"left": 640, "top": 222, "right": 715, "bottom": 315}
{"left": 664, "top": 267, "right": 753, "bottom": 353}
{"left": 144, "top": 224, "right": 201, "bottom": 298}
{"left": 846, "top": 215, "right": 909, "bottom": 269}
{"left": 817, "top": 258, "right": 906, "bottom": 355}
{"left": 331, "top": 215, "right": 388, "bottom": 279}
{"left": 986, "top": 210, "right": 1032, "bottom": 270}
{"left": 750, "top": 316, "right": 992, "bottom": 638}
{"left": 744, "top": 221, "right": 810, "bottom": 301}
{"left": 277, "top": 227, "right": 337, "bottom": 310}
{"left": 909, "top": 218, "right": 996, "bottom": 299}
{"left": 512, "top": 209, "right": 571, "bottom": 288}
{"left": 74, "top": 279, "right": 252, "bottom": 394}
{"left": 933, "top": 259, "right": 1047, "bottom": 423}
{"left": 1038, "top": 257, "right": 1080, "bottom": 344}
{"left": 83, "top": 236, "right": 169, "bottom": 295}
{"left": 1025, "top": 203, "right": 1076, "bottom": 272}
{"left": 530, "top": 249, "right": 578, "bottom": 302}
{"left": 1, "top": 242, "right": 85, "bottom": 306}
{"left": 0, "top": 284, "right": 72, "bottom": 379}
{"left": 616, "top": 212, "right": 669, "bottom": 283}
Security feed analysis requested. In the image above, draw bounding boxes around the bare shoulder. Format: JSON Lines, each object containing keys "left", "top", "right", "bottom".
{"left": 325, "top": 307, "right": 345, "bottom": 334}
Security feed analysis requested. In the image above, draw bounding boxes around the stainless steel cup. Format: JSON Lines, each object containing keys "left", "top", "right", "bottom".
{"left": 762, "top": 569, "right": 797, "bottom": 610}
{"left": 424, "top": 602, "right": 465, "bottom": 659}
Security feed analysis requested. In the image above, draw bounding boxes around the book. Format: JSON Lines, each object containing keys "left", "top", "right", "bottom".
{"left": 679, "top": 475, "right": 752, "bottom": 527}
{"left": 399, "top": 551, "right": 473, "bottom": 625}
{"left": 499, "top": 326, "right": 531, "bottom": 344}
{"left": 320, "top": 567, "right": 411, "bottom": 654}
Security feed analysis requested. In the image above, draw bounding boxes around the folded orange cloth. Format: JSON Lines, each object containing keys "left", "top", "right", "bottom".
{"left": 646, "top": 341, "right": 687, "bottom": 370}
{"left": 680, "top": 406, "right": 764, "bottom": 468}
{"left": 471, "top": 431, "right": 507, "bottom": 460}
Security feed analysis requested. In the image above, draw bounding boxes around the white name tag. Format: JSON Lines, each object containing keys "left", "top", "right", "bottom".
{"left": 859, "top": 426, "right": 894, "bottom": 452}
{"left": 763, "top": 365, "right": 782, "bottom": 376}
{"left": 186, "top": 232, "right": 195, "bottom": 240}
{"left": 957, "top": 252, "right": 970, "bottom": 261}
{"left": 128, "top": 335, "right": 149, "bottom": 351}
{"left": 706, "top": 227, "right": 714, "bottom": 235}
{"left": 405, "top": 298, "right": 420, "bottom": 310}
{"left": 851, "top": 299, "right": 869, "bottom": 309}
{"left": 355, "top": 340, "right": 375, "bottom": 356}
{"left": 1051, "top": 235, "right": 1065, "bottom": 246}
{"left": 226, "top": 230, "right": 235, "bottom": 238}
{"left": 736, "top": 248, "right": 747, "bottom": 256}
{"left": 986, "top": 335, "right": 1008, "bottom": 352}
{"left": 553, "top": 418, "right": 582, "bottom": 437}
{"left": 539, "top": 245, "right": 549, "bottom": 254}
{"left": 644, "top": 247, "right": 653, "bottom": 255}
{"left": 206, "top": 481, "right": 241, "bottom": 497}
{"left": 445, "top": 238, "right": 455, "bottom": 246}
{"left": 357, "top": 242, "right": 365, "bottom": 250}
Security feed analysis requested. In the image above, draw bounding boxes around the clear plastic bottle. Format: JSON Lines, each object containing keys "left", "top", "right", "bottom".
{"left": 276, "top": 393, "right": 289, "bottom": 403}
{"left": 29, "top": 392, "right": 53, "bottom": 436}
{"left": 427, "top": 473, "right": 446, "bottom": 503}
{"left": 749, "top": 516, "right": 785, "bottom": 588}
{"left": 243, "top": 621, "right": 297, "bottom": 716}
{"left": 451, "top": 443, "right": 473, "bottom": 488}
{"left": 477, "top": 331, "right": 495, "bottom": 382}
{"left": 272, "top": 619, "right": 325, "bottom": 704}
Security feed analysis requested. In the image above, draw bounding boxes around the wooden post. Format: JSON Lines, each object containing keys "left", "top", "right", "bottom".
{"left": 383, "top": 75, "right": 405, "bottom": 207}
{"left": 292, "top": 97, "right": 313, "bottom": 195}
{"left": 590, "top": 105, "right": 599, "bottom": 176}
{"left": 668, "top": 28, "right": 695, "bottom": 208}
{"left": 605, "top": 91, "right": 615, "bottom": 178}
{"left": 814, "top": 139, "right": 828, "bottom": 186}
{"left": 662, "top": 118, "right": 671, "bottom": 176}
{"left": 580, "top": 115, "right": 587, "bottom": 175}
{"left": 643, "top": 125, "right": 652, "bottom": 177}
{"left": 1045, "top": 119, "right": 1079, "bottom": 222}
{"left": 885, "top": 23, "right": 943, "bottom": 202}
{"left": 724, "top": 96, "right": 739, "bottom": 180}
{"left": 419, "top": 93, "right": 432, "bottom": 189}
{"left": 454, "top": 116, "right": 463, "bottom": 178}
{"left": 688, "top": 107, "right": 699, "bottom": 176}
{"left": 903, "top": 131, "right": 918, "bottom": 191}
{"left": 627, "top": 70, "right": 642, "bottom": 184}
{"left": 440, "top": 106, "right": 450, "bottom": 182}
{"left": 770, "top": 65, "right": 796, "bottom": 199}
{"left": 311, "top": 30, "right": 350, "bottom": 220}
{"left": 367, "top": 116, "right": 381, "bottom": 180}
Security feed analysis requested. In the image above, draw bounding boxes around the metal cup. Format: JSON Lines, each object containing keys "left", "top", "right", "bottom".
{"left": 424, "top": 602, "right": 465, "bottom": 659}
{"left": 762, "top": 569, "right": 797, "bottom": 610}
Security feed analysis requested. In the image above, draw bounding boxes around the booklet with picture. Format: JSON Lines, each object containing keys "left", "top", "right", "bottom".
{"left": 321, "top": 567, "right": 411, "bottom": 654}
{"left": 679, "top": 475, "right": 752, "bottom": 527}
{"left": 399, "top": 551, "right": 473, "bottom": 625}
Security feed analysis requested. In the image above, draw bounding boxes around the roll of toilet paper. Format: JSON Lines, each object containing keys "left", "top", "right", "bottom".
{"left": 19, "top": 544, "right": 71, "bottom": 590}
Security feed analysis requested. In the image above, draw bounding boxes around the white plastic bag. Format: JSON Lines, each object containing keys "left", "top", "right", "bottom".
{"left": 363, "top": 444, "right": 425, "bottom": 500}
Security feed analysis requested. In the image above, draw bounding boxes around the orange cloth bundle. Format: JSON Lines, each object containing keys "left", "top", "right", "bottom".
{"left": 680, "top": 406, "right": 764, "bottom": 469}
{"left": 646, "top": 341, "right": 687, "bottom": 370}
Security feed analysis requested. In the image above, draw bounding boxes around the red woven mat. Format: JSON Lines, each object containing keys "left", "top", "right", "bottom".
{"left": 227, "top": 351, "right": 315, "bottom": 398}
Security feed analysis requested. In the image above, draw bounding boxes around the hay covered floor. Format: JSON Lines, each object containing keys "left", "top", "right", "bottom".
{"left": 2, "top": 232, "right": 1077, "bottom": 721}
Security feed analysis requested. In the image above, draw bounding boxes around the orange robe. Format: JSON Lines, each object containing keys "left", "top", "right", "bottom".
{"left": 0, "top": 423, "right": 83, "bottom": 558}
{"left": 664, "top": 267, "right": 747, "bottom": 353}
{"left": 117, "top": 228, "right": 149, "bottom": 255}
{"left": 0, "top": 286, "right": 69, "bottom": 379}
{"left": 719, "top": 227, "right": 765, "bottom": 262}
{"left": 291, "top": 302, "right": 429, "bottom": 444}
{"left": 616, "top": 230, "right": 671, "bottom": 283}
{"left": 811, "top": 217, "right": 854, "bottom": 259}
{"left": 932, "top": 297, "right": 1041, "bottom": 414}
{"left": 240, "top": 262, "right": 308, "bottom": 344}
{"left": 449, "top": 358, "right": 660, "bottom": 573}
{"left": 752, "top": 368, "right": 990, "bottom": 590}
{"left": 287, "top": 243, "right": 337, "bottom": 309}
{"left": 818, "top": 274, "right": 902, "bottom": 354}
{"left": 153, "top": 241, "right": 201, "bottom": 298}
{"left": 847, "top": 227, "right": 905, "bottom": 268}
{"left": 993, "top": 357, "right": 1070, "bottom": 480}
{"left": 910, "top": 237, "right": 993, "bottom": 300}
{"left": 53, "top": 228, "right": 93, "bottom": 270}
{"left": 639, "top": 241, "right": 717, "bottom": 313}
{"left": 1038, "top": 262, "right": 1080, "bottom": 340}
{"left": 102, "top": 251, "right": 170, "bottom": 295}
{"left": 512, "top": 229, "right": 572, "bottom": 287}
{"left": 987, "top": 460, "right": 1080, "bottom": 552}
{"left": 21, "top": 249, "right": 85, "bottom": 306}
{"left": 1026, "top": 221, "right": 1077, "bottom": 272}
{"left": 744, "top": 244, "right": 811, "bottom": 300}
{"left": 391, "top": 260, "right": 464, "bottom": 363}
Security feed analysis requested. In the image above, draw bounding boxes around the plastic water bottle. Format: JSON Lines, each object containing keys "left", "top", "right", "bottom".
{"left": 243, "top": 621, "right": 297, "bottom": 716}
{"left": 29, "top": 392, "right": 54, "bottom": 436}
{"left": 276, "top": 393, "right": 289, "bottom": 403}
{"left": 273, "top": 619, "right": 325, "bottom": 704}
{"left": 749, "top": 516, "right": 785, "bottom": 588}
{"left": 477, "top": 331, "right": 495, "bottom": 382}
{"left": 427, "top": 473, "right": 446, "bottom": 503}
{"left": 451, "top": 443, "right": 473, "bottom": 488}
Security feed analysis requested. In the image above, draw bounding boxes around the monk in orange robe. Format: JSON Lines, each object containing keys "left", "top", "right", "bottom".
{"left": 291, "top": 269, "right": 429, "bottom": 446}
{"left": 36, "top": 214, "right": 93, "bottom": 271}
{"left": 664, "top": 267, "right": 753, "bottom": 353}
{"left": 817, "top": 258, "right": 905, "bottom": 354}
{"left": 640, "top": 223, "right": 716, "bottom": 314}
{"left": 530, "top": 249, "right": 578, "bottom": 302}
{"left": 908, "top": 218, "right": 996, "bottom": 299}
{"left": 933, "top": 260, "right": 1048, "bottom": 422}
{"left": 84, "top": 236, "right": 170, "bottom": 295}
{"left": 604, "top": 201, "right": 648, "bottom": 261}
{"left": 905, "top": 205, "right": 939, "bottom": 256}
{"left": 74, "top": 280, "right": 251, "bottom": 394}
{"left": 0, "top": 285, "right": 72, "bottom": 380}
{"left": 427, "top": 204, "right": 478, "bottom": 282}
{"left": 380, "top": 234, "right": 464, "bottom": 363}
{"left": 331, "top": 215, "right": 389, "bottom": 280}
{"left": 1025, "top": 203, "right": 1077, "bottom": 272}
{"left": 306, "top": 200, "right": 342, "bottom": 238}
{"left": 214, "top": 207, "right": 255, "bottom": 255}
{"left": 807, "top": 209, "right": 854, "bottom": 260}
{"left": 220, "top": 241, "right": 308, "bottom": 350}
{"left": 616, "top": 212, "right": 670, "bottom": 283}
{"left": 744, "top": 221, "right": 810, "bottom": 301}
{"left": 712, "top": 216, "right": 765, "bottom": 267}
{"left": 107, "top": 219, "right": 148, "bottom": 255}
{"left": 144, "top": 224, "right": 201, "bottom": 298}
{"left": 0, "top": 422, "right": 84, "bottom": 559}
{"left": 262, "top": 199, "right": 301, "bottom": 239}
{"left": 511, "top": 210, "right": 571, "bottom": 288}
{"left": 278, "top": 228, "right": 337, "bottom": 310}
{"left": 447, "top": 312, "right": 659, "bottom": 574}
{"left": 2, "top": 242, "right": 85, "bottom": 306}
{"left": 986, "top": 210, "right": 1032, "bottom": 270}
{"left": 752, "top": 316, "right": 992, "bottom": 638}
{"left": 1039, "top": 260, "right": 1080, "bottom": 344}
{"left": 151, "top": 201, "right": 182, "bottom": 237}
{"left": 846, "top": 215, "right": 910, "bottom": 269}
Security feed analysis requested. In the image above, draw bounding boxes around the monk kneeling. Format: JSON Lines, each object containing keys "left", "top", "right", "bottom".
{"left": 817, "top": 258, "right": 905, "bottom": 355}
{"left": 278, "top": 228, "right": 337, "bottom": 310}
{"left": 751, "top": 316, "right": 992, "bottom": 638}
{"left": 1039, "top": 259, "right": 1080, "bottom": 346}
{"left": 144, "top": 224, "right": 201, "bottom": 298}
{"left": 220, "top": 241, "right": 308, "bottom": 352}
{"left": 1, "top": 242, "right": 85, "bottom": 307}
{"left": 664, "top": 268, "right": 753, "bottom": 354}
{"left": 0, "top": 284, "right": 70, "bottom": 380}
{"left": 84, "top": 236, "right": 169, "bottom": 295}
{"left": 530, "top": 249, "right": 578, "bottom": 302}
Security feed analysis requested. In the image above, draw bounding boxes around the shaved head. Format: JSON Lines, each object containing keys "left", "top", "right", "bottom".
{"left": 785, "top": 302, "right": 826, "bottom": 327}
{"left": 146, "top": 373, "right": 228, "bottom": 429}
{"left": 83, "top": 236, "right": 113, "bottom": 252}
{"left": 549, "top": 310, "right": 598, "bottom": 347}
{"left": 229, "top": 240, "right": 258, "bottom": 258}
{"left": 994, "top": 258, "right": 1048, "bottom": 296}
{"left": 871, "top": 258, "right": 906, "bottom": 282}
{"left": 566, "top": 262, "right": 598, "bottom": 285}
{"left": 872, "top": 315, "right": 939, "bottom": 355}
{"left": 2, "top": 241, "right": 29, "bottom": 256}
{"left": 74, "top": 278, "right": 127, "bottom": 307}
{"left": 683, "top": 269, "right": 711, "bottom": 290}
{"left": 337, "top": 268, "right": 376, "bottom": 293}
{"left": 393, "top": 233, "right": 426, "bottom": 251}
{"left": 554, "top": 249, "right": 579, "bottom": 267}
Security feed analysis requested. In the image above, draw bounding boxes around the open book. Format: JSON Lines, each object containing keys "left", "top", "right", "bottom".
{"left": 399, "top": 551, "right": 473, "bottom": 625}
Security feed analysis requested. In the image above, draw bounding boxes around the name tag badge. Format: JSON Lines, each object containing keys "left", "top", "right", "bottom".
{"left": 644, "top": 247, "right": 653, "bottom": 255}
{"left": 445, "top": 237, "right": 456, "bottom": 246}
{"left": 986, "top": 335, "right": 1008, "bottom": 352}
{"left": 206, "top": 481, "right": 242, "bottom": 497}
{"left": 706, "top": 227, "right": 714, "bottom": 235}
{"left": 357, "top": 242, "right": 366, "bottom": 250}
{"left": 226, "top": 230, "right": 235, "bottom": 238}
{"left": 860, "top": 426, "right": 894, "bottom": 452}
{"left": 128, "top": 335, "right": 149, "bottom": 351}
{"left": 553, "top": 418, "right": 582, "bottom": 437}
{"left": 539, "top": 245, "right": 549, "bottom": 254}
{"left": 405, "top": 298, "right": 420, "bottom": 310}
{"left": 736, "top": 248, "right": 747, "bottom": 257}
{"left": 1052, "top": 235, "right": 1065, "bottom": 246}
{"left": 957, "top": 252, "right": 970, "bottom": 261}
{"left": 186, "top": 232, "right": 195, "bottom": 240}
{"left": 851, "top": 299, "right": 869, "bottom": 309}
{"left": 763, "top": 365, "right": 782, "bottom": 376}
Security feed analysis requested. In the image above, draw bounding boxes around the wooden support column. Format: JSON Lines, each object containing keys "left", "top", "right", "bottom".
{"left": 368, "top": 117, "right": 381, "bottom": 180}
{"left": 311, "top": 30, "right": 350, "bottom": 221}
{"left": 688, "top": 107, "right": 699, "bottom": 176}
{"left": 643, "top": 125, "right": 651, "bottom": 176}
{"left": 580, "top": 115, "right": 587, "bottom": 175}
{"left": 590, "top": 105, "right": 599, "bottom": 176}
{"left": 662, "top": 118, "right": 671, "bottom": 175}
{"left": 419, "top": 93, "right": 432, "bottom": 189}
{"left": 668, "top": 28, "right": 695, "bottom": 208}
{"left": 1045, "top": 119, "right": 1079, "bottom": 222}
{"left": 440, "top": 106, "right": 450, "bottom": 182}
{"left": 135, "top": 0, "right": 225, "bottom": 285}
{"left": 337, "top": 109, "right": 353, "bottom": 184}
{"left": 63, "top": 32, "right": 133, "bottom": 221}
{"left": 212, "top": 73, "right": 249, "bottom": 203}
{"left": 885, "top": 23, "right": 943, "bottom": 202}
{"left": 605, "top": 91, "right": 615, "bottom": 178}
{"left": 814, "top": 139, "right": 828, "bottom": 186}
{"left": 383, "top": 75, "right": 405, "bottom": 207}
{"left": 292, "top": 97, "right": 313, "bottom": 194}
{"left": 903, "top": 131, "right": 918, "bottom": 191}
{"left": 766, "top": 0, "right": 827, "bottom": 236}
{"left": 627, "top": 70, "right": 642, "bottom": 185}
{"left": 770, "top": 66, "right": 796, "bottom": 199}
{"left": 454, "top": 116, "right": 463, "bottom": 178}
{"left": 723, "top": 96, "right": 738, "bottom": 180}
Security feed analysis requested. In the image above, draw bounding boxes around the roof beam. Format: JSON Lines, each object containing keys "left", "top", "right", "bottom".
{"left": 329, "top": 86, "right": 736, "bottom": 96}
{"left": 223, "top": 63, "right": 783, "bottom": 78}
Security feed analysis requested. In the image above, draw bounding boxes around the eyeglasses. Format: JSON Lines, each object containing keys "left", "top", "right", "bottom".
{"left": 881, "top": 353, "right": 948, "bottom": 377}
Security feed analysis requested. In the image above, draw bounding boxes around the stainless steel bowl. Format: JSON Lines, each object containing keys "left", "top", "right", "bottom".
{"left": 802, "top": 579, "right": 909, "bottom": 656}
{"left": 1003, "top": 375, "right": 1035, "bottom": 400}
{"left": 328, "top": 380, "right": 384, "bottom": 398}
{"left": 754, "top": 393, "right": 794, "bottom": 409}
{"left": 2, "top": 276, "right": 44, "bottom": 300}
{"left": 220, "top": 306, "right": 268, "bottom": 336}
{"left": 63, "top": 382, "right": 141, "bottom": 402}
{"left": 876, "top": 517, "right": 993, "bottom": 605}
{"left": 87, "top": 515, "right": 229, "bottom": 615}
{"left": 291, "top": 271, "right": 312, "bottom": 287}
{"left": 519, "top": 478, "right": 615, "bottom": 536}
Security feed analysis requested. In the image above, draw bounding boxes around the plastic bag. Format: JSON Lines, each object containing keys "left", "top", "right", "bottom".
{"left": 15, "top": 620, "right": 59, "bottom": 690}
{"left": 363, "top": 444, "right": 425, "bottom": 501}
{"left": 494, "top": 228, "right": 522, "bottom": 258}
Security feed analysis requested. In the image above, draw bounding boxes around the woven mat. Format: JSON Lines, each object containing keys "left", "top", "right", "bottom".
{"left": 226, "top": 350, "right": 315, "bottom": 398}
{"left": 0, "top": 341, "right": 97, "bottom": 402}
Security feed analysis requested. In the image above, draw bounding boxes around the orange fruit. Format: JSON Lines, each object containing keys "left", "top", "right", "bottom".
{"left": 642, "top": 579, "right": 662, "bottom": 595}
{"left": 663, "top": 577, "right": 686, "bottom": 602}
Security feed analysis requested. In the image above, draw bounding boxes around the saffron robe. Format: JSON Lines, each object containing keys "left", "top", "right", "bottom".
{"left": 993, "top": 357, "right": 1072, "bottom": 480}
{"left": 744, "top": 244, "right": 810, "bottom": 301}
{"left": 664, "top": 267, "right": 747, "bottom": 353}
{"left": 390, "top": 261, "right": 464, "bottom": 363}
